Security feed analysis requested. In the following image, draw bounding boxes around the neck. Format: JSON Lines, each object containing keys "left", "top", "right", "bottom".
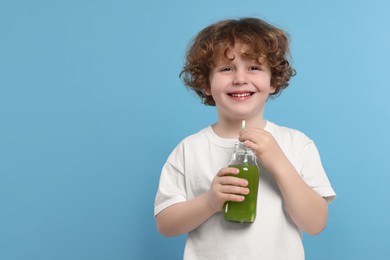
{"left": 212, "top": 117, "right": 267, "bottom": 139}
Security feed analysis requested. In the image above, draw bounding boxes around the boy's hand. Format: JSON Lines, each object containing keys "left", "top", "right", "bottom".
{"left": 239, "top": 127, "right": 287, "bottom": 175}
{"left": 206, "top": 167, "right": 249, "bottom": 213}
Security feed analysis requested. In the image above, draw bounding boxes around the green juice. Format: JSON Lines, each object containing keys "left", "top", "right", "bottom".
{"left": 224, "top": 164, "right": 260, "bottom": 223}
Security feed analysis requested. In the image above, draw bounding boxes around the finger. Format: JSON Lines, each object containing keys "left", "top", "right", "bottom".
{"left": 239, "top": 128, "right": 268, "bottom": 142}
{"left": 222, "top": 193, "right": 246, "bottom": 202}
{"left": 219, "top": 176, "right": 248, "bottom": 187}
{"left": 217, "top": 167, "right": 239, "bottom": 177}
{"left": 242, "top": 140, "right": 259, "bottom": 151}
{"left": 240, "top": 127, "right": 265, "bottom": 137}
{"left": 220, "top": 185, "right": 250, "bottom": 195}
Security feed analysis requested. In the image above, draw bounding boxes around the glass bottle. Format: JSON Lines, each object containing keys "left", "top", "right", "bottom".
{"left": 224, "top": 141, "right": 260, "bottom": 223}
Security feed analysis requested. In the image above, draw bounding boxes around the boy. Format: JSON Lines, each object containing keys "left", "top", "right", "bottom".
{"left": 154, "top": 17, "right": 336, "bottom": 260}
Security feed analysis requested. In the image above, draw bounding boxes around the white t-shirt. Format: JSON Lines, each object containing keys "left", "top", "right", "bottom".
{"left": 155, "top": 121, "right": 336, "bottom": 260}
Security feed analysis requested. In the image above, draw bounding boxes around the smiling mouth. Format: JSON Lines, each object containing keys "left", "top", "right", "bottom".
{"left": 228, "top": 92, "right": 255, "bottom": 98}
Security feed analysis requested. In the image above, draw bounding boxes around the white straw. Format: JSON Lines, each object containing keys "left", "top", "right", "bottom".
{"left": 242, "top": 120, "right": 246, "bottom": 129}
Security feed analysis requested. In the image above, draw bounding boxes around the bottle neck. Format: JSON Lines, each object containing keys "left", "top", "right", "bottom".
{"left": 230, "top": 141, "right": 257, "bottom": 166}
{"left": 234, "top": 141, "right": 254, "bottom": 155}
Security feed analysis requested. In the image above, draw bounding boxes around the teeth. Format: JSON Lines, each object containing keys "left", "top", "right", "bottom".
{"left": 230, "top": 93, "right": 251, "bottom": 98}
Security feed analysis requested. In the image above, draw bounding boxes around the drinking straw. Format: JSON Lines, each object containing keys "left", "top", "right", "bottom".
{"left": 242, "top": 120, "right": 248, "bottom": 166}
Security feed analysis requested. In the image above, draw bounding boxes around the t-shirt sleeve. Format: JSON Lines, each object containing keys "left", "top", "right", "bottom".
{"left": 298, "top": 142, "right": 336, "bottom": 203}
{"left": 154, "top": 143, "right": 187, "bottom": 216}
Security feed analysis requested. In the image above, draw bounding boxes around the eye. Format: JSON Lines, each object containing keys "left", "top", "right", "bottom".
{"left": 249, "top": 66, "right": 262, "bottom": 71}
{"left": 219, "top": 67, "right": 233, "bottom": 72}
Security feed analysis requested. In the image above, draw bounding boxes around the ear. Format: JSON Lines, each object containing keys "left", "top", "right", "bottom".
{"left": 269, "top": 86, "right": 276, "bottom": 94}
{"left": 204, "top": 88, "right": 212, "bottom": 96}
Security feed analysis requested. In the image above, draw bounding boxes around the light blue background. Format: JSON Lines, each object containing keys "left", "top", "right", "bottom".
{"left": 1, "top": 0, "right": 389, "bottom": 259}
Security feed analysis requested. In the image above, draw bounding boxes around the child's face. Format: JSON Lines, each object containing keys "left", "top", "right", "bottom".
{"left": 206, "top": 45, "right": 276, "bottom": 122}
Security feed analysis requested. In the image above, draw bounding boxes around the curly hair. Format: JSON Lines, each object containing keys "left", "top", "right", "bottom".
{"left": 180, "top": 17, "right": 296, "bottom": 106}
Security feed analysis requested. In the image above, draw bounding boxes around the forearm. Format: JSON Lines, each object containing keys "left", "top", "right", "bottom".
{"left": 155, "top": 192, "right": 218, "bottom": 237}
{"left": 272, "top": 160, "right": 328, "bottom": 235}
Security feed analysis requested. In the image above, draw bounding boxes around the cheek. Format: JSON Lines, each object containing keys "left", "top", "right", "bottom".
{"left": 255, "top": 79, "right": 273, "bottom": 91}
{"left": 208, "top": 76, "right": 224, "bottom": 94}
{"left": 257, "top": 78, "right": 274, "bottom": 92}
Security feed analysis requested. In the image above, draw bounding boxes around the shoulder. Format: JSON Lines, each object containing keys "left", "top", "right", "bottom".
{"left": 177, "top": 126, "right": 211, "bottom": 147}
{"left": 266, "top": 121, "right": 325, "bottom": 176}
{"left": 266, "top": 121, "right": 314, "bottom": 155}
{"left": 267, "top": 121, "right": 312, "bottom": 143}
{"left": 167, "top": 126, "right": 211, "bottom": 160}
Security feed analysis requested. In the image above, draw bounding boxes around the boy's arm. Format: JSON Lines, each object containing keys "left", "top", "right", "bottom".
{"left": 155, "top": 193, "right": 216, "bottom": 237}
{"left": 269, "top": 157, "right": 328, "bottom": 235}
{"left": 240, "top": 128, "right": 328, "bottom": 235}
{"left": 156, "top": 167, "right": 249, "bottom": 237}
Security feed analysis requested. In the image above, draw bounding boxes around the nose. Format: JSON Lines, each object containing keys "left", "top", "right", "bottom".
{"left": 232, "top": 69, "right": 248, "bottom": 85}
